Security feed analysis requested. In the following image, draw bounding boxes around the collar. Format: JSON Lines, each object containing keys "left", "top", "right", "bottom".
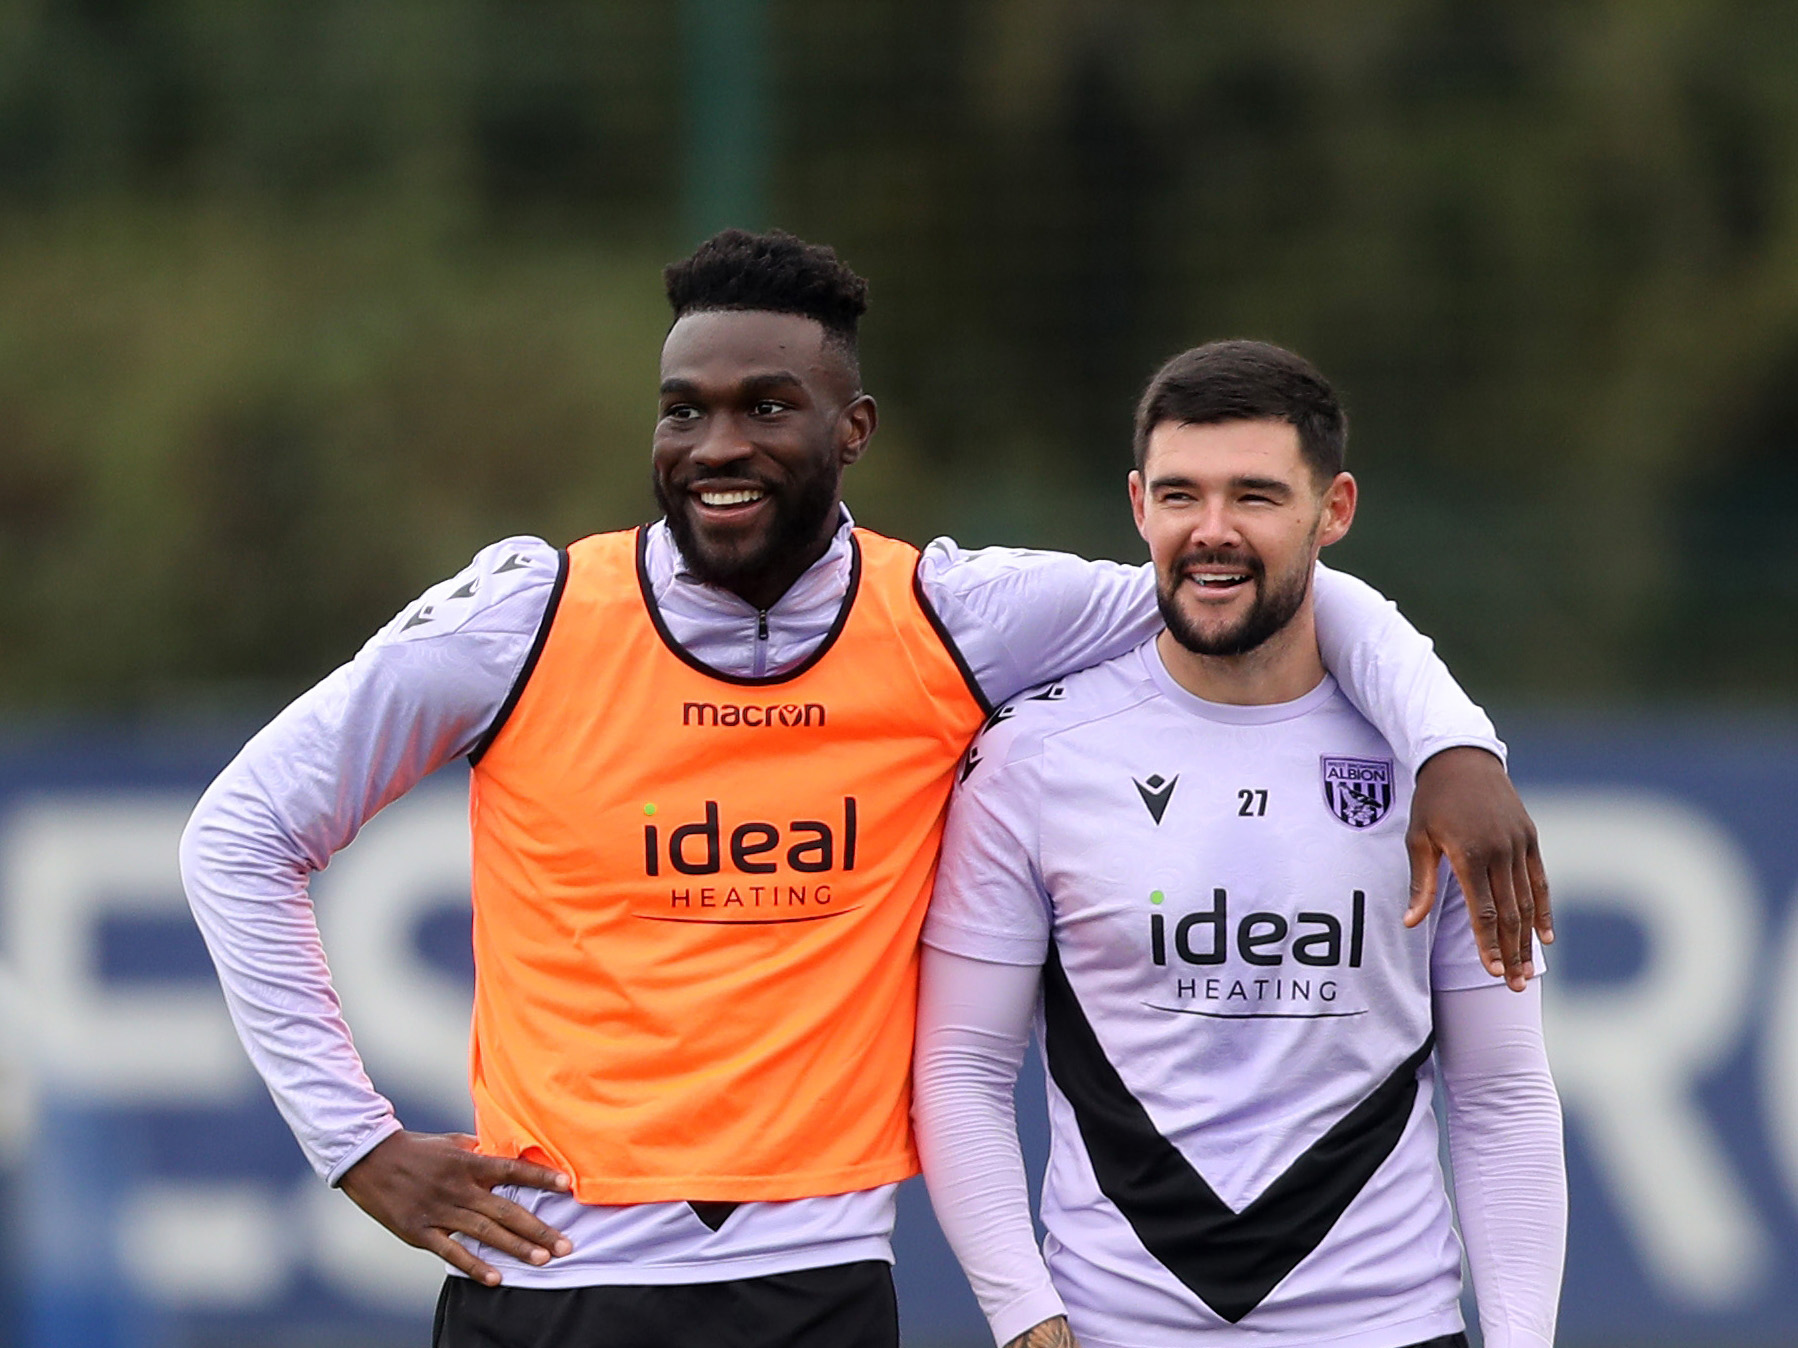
{"left": 1140, "top": 639, "right": 1340, "bottom": 724}
{"left": 643, "top": 506, "right": 857, "bottom": 617}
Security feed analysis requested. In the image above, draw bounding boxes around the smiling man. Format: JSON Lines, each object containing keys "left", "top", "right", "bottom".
{"left": 914, "top": 340, "right": 1566, "bottom": 1348}
{"left": 181, "top": 234, "right": 1548, "bottom": 1348}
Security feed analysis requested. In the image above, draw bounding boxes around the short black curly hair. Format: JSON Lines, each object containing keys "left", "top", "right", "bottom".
{"left": 663, "top": 229, "right": 869, "bottom": 378}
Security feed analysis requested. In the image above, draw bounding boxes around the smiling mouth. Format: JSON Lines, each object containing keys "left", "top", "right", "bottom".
{"left": 1188, "top": 572, "right": 1252, "bottom": 592}
{"left": 695, "top": 487, "right": 767, "bottom": 508}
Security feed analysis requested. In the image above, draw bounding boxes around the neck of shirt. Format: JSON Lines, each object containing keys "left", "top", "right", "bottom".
{"left": 641, "top": 509, "right": 858, "bottom": 680}
{"left": 1142, "top": 640, "right": 1339, "bottom": 725}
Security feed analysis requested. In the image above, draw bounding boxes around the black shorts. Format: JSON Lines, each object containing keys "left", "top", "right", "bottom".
{"left": 432, "top": 1260, "right": 899, "bottom": 1348}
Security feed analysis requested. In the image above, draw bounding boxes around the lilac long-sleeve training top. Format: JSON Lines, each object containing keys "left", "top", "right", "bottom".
{"left": 180, "top": 509, "right": 1505, "bottom": 1288}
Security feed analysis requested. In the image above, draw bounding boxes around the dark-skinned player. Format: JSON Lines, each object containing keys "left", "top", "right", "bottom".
{"left": 182, "top": 232, "right": 1549, "bottom": 1348}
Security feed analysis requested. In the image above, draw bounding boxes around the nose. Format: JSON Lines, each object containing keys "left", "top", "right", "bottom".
{"left": 1184, "top": 498, "right": 1244, "bottom": 550}
{"left": 688, "top": 413, "right": 754, "bottom": 470}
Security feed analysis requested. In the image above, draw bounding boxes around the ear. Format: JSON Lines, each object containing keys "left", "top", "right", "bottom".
{"left": 839, "top": 394, "right": 878, "bottom": 466}
{"left": 1128, "top": 470, "right": 1148, "bottom": 538}
{"left": 1316, "top": 471, "right": 1357, "bottom": 548}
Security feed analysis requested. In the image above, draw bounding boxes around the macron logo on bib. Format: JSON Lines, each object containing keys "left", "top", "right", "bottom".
{"left": 682, "top": 701, "right": 826, "bottom": 728}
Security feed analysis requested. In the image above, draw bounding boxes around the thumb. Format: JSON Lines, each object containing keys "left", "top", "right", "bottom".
{"left": 1404, "top": 829, "right": 1441, "bottom": 928}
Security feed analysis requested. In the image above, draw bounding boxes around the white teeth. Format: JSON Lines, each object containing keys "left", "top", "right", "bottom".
{"left": 1194, "top": 574, "right": 1248, "bottom": 587}
{"left": 698, "top": 489, "right": 765, "bottom": 507}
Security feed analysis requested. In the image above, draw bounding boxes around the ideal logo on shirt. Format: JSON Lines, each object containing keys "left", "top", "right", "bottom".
{"left": 1146, "top": 887, "right": 1371, "bottom": 1015}
{"left": 1149, "top": 887, "right": 1366, "bottom": 968}
{"left": 638, "top": 797, "right": 859, "bottom": 918}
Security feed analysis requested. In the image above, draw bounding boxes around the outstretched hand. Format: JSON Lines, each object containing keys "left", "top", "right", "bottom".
{"left": 1404, "top": 746, "right": 1553, "bottom": 992}
{"left": 339, "top": 1130, "right": 574, "bottom": 1286}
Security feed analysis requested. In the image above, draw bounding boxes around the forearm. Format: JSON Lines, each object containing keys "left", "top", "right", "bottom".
{"left": 914, "top": 946, "right": 1065, "bottom": 1347}
{"left": 183, "top": 769, "right": 400, "bottom": 1177}
{"left": 1436, "top": 981, "right": 1566, "bottom": 1347}
{"left": 1312, "top": 562, "right": 1504, "bottom": 774}
{"left": 181, "top": 540, "right": 550, "bottom": 1179}
{"left": 181, "top": 677, "right": 428, "bottom": 1181}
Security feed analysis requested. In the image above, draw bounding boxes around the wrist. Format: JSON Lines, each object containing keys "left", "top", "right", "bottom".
{"left": 327, "top": 1116, "right": 405, "bottom": 1187}
{"left": 990, "top": 1283, "right": 1069, "bottom": 1347}
{"left": 1003, "top": 1317, "right": 1075, "bottom": 1348}
{"left": 1416, "top": 738, "right": 1508, "bottom": 776}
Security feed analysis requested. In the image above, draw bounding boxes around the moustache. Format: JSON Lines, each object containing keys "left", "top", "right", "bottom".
{"left": 1170, "top": 547, "right": 1265, "bottom": 579}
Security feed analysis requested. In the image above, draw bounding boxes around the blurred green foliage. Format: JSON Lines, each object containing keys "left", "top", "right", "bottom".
{"left": 0, "top": 0, "right": 1795, "bottom": 710}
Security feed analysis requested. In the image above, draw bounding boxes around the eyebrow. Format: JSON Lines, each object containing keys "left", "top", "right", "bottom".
{"left": 1146, "top": 473, "right": 1296, "bottom": 494}
{"left": 1233, "top": 476, "right": 1293, "bottom": 495}
{"left": 658, "top": 370, "right": 806, "bottom": 399}
{"left": 741, "top": 371, "right": 805, "bottom": 396}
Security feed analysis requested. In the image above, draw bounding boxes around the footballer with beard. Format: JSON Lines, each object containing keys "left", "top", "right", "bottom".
{"left": 182, "top": 235, "right": 1549, "bottom": 1348}
{"left": 914, "top": 341, "right": 1564, "bottom": 1348}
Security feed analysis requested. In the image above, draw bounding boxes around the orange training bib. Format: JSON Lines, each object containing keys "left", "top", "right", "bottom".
{"left": 466, "top": 527, "right": 988, "bottom": 1203}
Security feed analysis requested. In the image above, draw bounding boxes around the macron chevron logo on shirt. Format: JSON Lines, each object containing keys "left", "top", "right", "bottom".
{"left": 1132, "top": 773, "right": 1178, "bottom": 824}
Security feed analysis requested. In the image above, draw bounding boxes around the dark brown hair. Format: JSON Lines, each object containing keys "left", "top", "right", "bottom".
{"left": 1133, "top": 339, "right": 1346, "bottom": 482}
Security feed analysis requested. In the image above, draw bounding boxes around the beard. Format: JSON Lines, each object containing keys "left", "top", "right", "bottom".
{"left": 654, "top": 462, "right": 842, "bottom": 591}
{"left": 1157, "top": 545, "right": 1314, "bottom": 657}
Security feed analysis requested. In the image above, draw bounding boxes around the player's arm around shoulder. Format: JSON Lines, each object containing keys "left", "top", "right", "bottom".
{"left": 915, "top": 537, "right": 1160, "bottom": 707}
{"left": 1310, "top": 561, "right": 1554, "bottom": 990}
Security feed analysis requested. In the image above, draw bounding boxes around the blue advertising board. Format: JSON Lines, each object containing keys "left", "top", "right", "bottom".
{"left": 0, "top": 715, "right": 1794, "bottom": 1346}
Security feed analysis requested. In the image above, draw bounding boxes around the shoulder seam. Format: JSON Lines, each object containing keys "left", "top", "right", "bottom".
{"left": 912, "top": 555, "right": 994, "bottom": 716}
{"left": 982, "top": 673, "right": 1161, "bottom": 762}
{"left": 1035, "top": 682, "right": 1163, "bottom": 749}
{"left": 390, "top": 537, "right": 560, "bottom": 643}
{"left": 467, "top": 547, "right": 571, "bottom": 764}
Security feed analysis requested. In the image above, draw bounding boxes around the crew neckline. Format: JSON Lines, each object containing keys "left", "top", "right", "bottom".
{"left": 1139, "top": 639, "right": 1340, "bottom": 724}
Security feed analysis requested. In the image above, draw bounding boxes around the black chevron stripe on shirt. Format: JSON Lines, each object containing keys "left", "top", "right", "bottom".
{"left": 1041, "top": 943, "right": 1435, "bottom": 1323}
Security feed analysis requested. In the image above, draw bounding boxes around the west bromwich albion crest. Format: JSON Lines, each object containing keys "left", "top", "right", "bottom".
{"left": 1321, "top": 756, "right": 1395, "bottom": 829}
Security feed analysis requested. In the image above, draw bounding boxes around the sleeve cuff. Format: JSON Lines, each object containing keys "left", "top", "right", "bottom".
{"left": 989, "top": 1283, "right": 1070, "bottom": 1347}
{"left": 325, "top": 1116, "right": 405, "bottom": 1187}
{"left": 1414, "top": 734, "right": 1509, "bottom": 772}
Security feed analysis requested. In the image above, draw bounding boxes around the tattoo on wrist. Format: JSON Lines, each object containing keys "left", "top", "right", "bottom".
{"left": 1004, "top": 1317, "right": 1076, "bottom": 1348}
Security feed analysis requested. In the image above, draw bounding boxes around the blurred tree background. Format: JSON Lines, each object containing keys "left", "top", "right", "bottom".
{"left": 1, "top": 0, "right": 1795, "bottom": 714}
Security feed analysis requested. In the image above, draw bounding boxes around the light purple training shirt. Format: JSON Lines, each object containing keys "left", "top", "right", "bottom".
{"left": 179, "top": 509, "right": 1505, "bottom": 1287}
